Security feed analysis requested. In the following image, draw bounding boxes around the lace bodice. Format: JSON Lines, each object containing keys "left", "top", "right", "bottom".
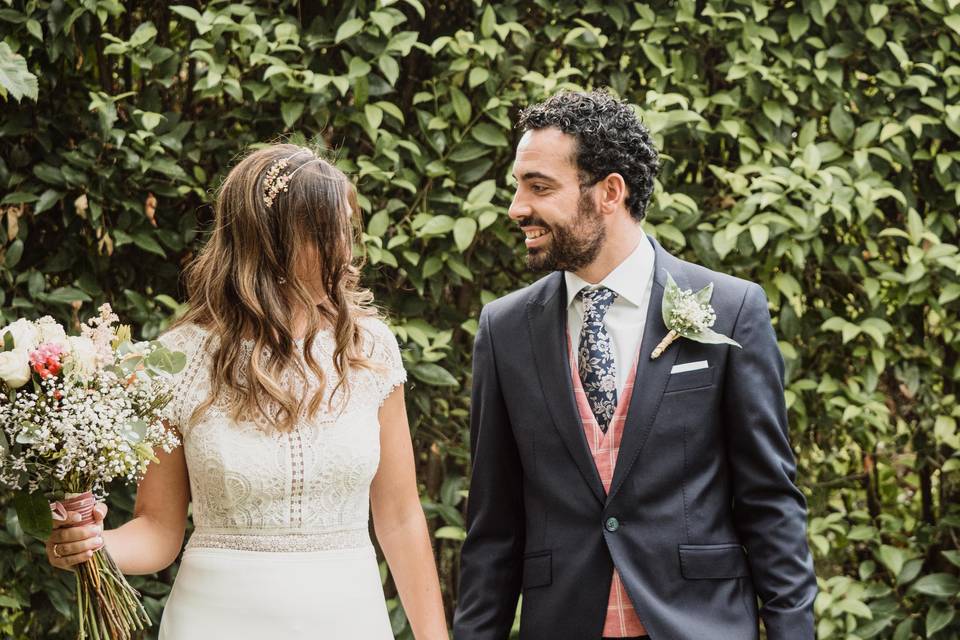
{"left": 157, "top": 319, "right": 406, "bottom": 552}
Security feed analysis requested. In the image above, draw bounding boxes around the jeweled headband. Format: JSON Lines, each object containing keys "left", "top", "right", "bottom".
{"left": 262, "top": 150, "right": 320, "bottom": 208}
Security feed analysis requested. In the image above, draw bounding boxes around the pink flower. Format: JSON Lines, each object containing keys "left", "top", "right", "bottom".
{"left": 29, "top": 343, "right": 65, "bottom": 379}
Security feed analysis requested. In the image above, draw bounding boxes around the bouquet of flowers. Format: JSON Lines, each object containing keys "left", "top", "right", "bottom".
{"left": 0, "top": 304, "right": 184, "bottom": 640}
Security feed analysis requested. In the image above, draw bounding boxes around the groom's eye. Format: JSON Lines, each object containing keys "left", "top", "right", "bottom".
{"left": 531, "top": 184, "right": 549, "bottom": 193}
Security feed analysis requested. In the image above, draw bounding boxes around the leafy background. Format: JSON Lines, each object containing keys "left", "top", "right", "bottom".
{"left": 1, "top": 0, "right": 959, "bottom": 637}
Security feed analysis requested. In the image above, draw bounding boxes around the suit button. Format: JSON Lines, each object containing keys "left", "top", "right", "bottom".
{"left": 605, "top": 517, "right": 620, "bottom": 532}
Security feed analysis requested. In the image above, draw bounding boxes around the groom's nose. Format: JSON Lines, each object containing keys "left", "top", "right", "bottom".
{"left": 508, "top": 190, "right": 532, "bottom": 221}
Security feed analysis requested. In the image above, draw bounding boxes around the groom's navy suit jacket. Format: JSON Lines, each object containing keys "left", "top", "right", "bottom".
{"left": 453, "top": 237, "right": 817, "bottom": 640}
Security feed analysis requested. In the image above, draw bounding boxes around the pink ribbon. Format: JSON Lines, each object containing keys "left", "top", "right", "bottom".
{"left": 50, "top": 491, "right": 97, "bottom": 527}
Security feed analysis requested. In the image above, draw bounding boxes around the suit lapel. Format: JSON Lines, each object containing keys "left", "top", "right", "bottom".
{"left": 526, "top": 273, "right": 606, "bottom": 505}
{"left": 606, "top": 237, "right": 688, "bottom": 504}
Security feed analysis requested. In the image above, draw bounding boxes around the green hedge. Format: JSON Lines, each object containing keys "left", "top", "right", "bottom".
{"left": 1, "top": 0, "right": 959, "bottom": 638}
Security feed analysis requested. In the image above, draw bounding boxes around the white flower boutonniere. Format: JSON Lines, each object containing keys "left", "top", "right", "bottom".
{"left": 651, "top": 272, "right": 742, "bottom": 359}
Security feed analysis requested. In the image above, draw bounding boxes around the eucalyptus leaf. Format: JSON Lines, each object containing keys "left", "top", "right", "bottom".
{"left": 13, "top": 491, "right": 52, "bottom": 540}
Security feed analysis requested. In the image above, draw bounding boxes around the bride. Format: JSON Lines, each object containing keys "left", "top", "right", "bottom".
{"left": 42, "top": 144, "right": 449, "bottom": 639}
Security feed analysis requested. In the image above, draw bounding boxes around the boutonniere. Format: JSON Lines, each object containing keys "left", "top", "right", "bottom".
{"left": 651, "top": 272, "right": 742, "bottom": 359}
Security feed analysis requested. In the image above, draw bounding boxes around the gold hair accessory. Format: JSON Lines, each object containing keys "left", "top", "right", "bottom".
{"left": 263, "top": 158, "right": 292, "bottom": 207}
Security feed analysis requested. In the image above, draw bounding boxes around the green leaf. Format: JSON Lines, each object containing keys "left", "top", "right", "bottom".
{"left": 926, "top": 602, "right": 954, "bottom": 637}
{"left": 128, "top": 22, "right": 158, "bottom": 47}
{"left": 471, "top": 123, "right": 508, "bottom": 147}
{"left": 943, "top": 551, "right": 960, "bottom": 569}
{"left": 26, "top": 18, "right": 42, "bottom": 41}
{"left": 140, "top": 111, "right": 164, "bottom": 131}
{"left": 480, "top": 5, "right": 496, "bottom": 38}
{"left": 865, "top": 27, "right": 886, "bottom": 48}
{"left": 829, "top": 104, "right": 854, "bottom": 142}
{"left": 418, "top": 215, "right": 455, "bottom": 236}
{"left": 945, "top": 14, "right": 960, "bottom": 36}
{"left": 468, "top": 67, "right": 489, "bottom": 88}
{"left": 690, "top": 327, "right": 742, "bottom": 348}
{"left": 434, "top": 526, "right": 466, "bottom": 541}
{"left": 367, "top": 211, "right": 390, "bottom": 237}
{"left": 453, "top": 217, "right": 477, "bottom": 252}
{"left": 802, "top": 143, "right": 821, "bottom": 175}
{"left": 450, "top": 86, "right": 471, "bottom": 125}
{"left": 378, "top": 56, "right": 399, "bottom": 85}
{"left": 788, "top": 13, "right": 809, "bottom": 41}
{"left": 913, "top": 573, "right": 960, "bottom": 597}
{"left": 365, "top": 104, "right": 383, "bottom": 130}
{"left": 43, "top": 286, "right": 92, "bottom": 304}
{"left": 868, "top": 4, "right": 888, "bottom": 23}
{"left": 5, "top": 239, "right": 23, "bottom": 268}
{"left": 335, "top": 18, "right": 365, "bottom": 44}
{"left": 879, "top": 545, "right": 904, "bottom": 577}
{"left": 145, "top": 347, "right": 186, "bottom": 375}
{"left": 640, "top": 43, "right": 668, "bottom": 73}
{"left": 170, "top": 5, "right": 203, "bottom": 22}
{"left": 34, "top": 189, "right": 62, "bottom": 214}
{"left": 694, "top": 282, "right": 714, "bottom": 305}
{"left": 281, "top": 101, "right": 304, "bottom": 128}
{"left": 835, "top": 598, "right": 872, "bottom": 619}
{"left": 661, "top": 271, "right": 681, "bottom": 326}
{"left": 13, "top": 491, "right": 52, "bottom": 540}
{"left": 0, "top": 42, "right": 38, "bottom": 102}
{"left": 411, "top": 363, "right": 460, "bottom": 387}
{"left": 467, "top": 179, "right": 496, "bottom": 205}
{"left": 749, "top": 224, "right": 769, "bottom": 250}
{"left": 133, "top": 233, "right": 166, "bottom": 257}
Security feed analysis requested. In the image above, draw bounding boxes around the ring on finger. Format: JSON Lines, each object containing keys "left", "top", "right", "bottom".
{"left": 52, "top": 543, "right": 64, "bottom": 559}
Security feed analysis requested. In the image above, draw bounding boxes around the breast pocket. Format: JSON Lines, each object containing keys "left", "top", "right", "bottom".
{"left": 522, "top": 551, "right": 552, "bottom": 590}
{"left": 665, "top": 366, "right": 716, "bottom": 393}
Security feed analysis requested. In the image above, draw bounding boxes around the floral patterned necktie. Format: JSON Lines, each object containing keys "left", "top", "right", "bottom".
{"left": 577, "top": 286, "right": 619, "bottom": 432}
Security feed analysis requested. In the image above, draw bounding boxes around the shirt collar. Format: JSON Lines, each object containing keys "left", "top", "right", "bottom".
{"left": 564, "top": 235, "right": 654, "bottom": 309}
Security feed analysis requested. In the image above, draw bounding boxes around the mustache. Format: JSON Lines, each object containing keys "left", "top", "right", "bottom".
{"left": 518, "top": 217, "right": 551, "bottom": 230}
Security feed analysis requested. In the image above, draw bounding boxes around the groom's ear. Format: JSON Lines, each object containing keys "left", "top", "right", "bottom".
{"left": 596, "top": 172, "right": 629, "bottom": 216}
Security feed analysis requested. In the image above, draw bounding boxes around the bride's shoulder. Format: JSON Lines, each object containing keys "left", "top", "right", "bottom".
{"left": 357, "top": 315, "right": 393, "bottom": 342}
{"left": 356, "top": 315, "right": 401, "bottom": 362}
{"left": 156, "top": 321, "right": 211, "bottom": 354}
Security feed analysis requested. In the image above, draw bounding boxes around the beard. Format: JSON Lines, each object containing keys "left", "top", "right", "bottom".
{"left": 522, "top": 190, "right": 605, "bottom": 272}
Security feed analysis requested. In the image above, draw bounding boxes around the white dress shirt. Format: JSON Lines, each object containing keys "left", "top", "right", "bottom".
{"left": 565, "top": 237, "right": 655, "bottom": 396}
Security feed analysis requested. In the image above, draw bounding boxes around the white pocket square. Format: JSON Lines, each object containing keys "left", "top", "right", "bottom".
{"left": 670, "top": 360, "right": 709, "bottom": 374}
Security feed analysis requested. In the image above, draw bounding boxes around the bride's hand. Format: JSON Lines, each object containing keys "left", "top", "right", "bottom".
{"left": 44, "top": 502, "right": 108, "bottom": 571}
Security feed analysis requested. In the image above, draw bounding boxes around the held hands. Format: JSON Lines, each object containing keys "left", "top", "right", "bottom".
{"left": 44, "top": 502, "right": 108, "bottom": 571}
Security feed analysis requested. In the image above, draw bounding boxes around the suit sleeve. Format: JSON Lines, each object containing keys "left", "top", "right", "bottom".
{"left": 723, "top": 284, "right": 818, "bottom": 640}
{"left": 453, "top": 307, "right": 525, "bottom": 640}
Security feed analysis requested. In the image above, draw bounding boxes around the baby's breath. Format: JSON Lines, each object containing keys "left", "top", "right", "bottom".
{"left": 0, "top": 311, "right": 181, "bottom": 497}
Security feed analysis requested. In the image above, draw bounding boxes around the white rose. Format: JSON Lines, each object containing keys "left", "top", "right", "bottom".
{"left": 0, "top": 349, "right": 31, "bottom": 388}
{"left": 68, "top": 336, "right": 98, "bottom": 375}
{"left": 1, "top": 319, "right": 40, "bottom": 351}
{"left": 35, "top": 316, "right": 70, "bottom": 350}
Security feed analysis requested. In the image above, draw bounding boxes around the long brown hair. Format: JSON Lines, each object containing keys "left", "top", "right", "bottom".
{"left": 176, "top": 143, "right": 377, "bottom": 431}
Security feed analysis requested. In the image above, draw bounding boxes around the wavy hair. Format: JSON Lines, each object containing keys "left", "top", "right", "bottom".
{"left": 175, "top": 143, "right": 378, "bottom": 432}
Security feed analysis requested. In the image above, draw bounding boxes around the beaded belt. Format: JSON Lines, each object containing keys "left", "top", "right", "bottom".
{"left": 187, "top": 528, "right": 369, "bottom": 552}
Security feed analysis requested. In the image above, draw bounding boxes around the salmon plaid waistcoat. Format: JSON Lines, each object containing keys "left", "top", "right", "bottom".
{"left": 567, "top": 335, "right": 648, "bottom": 638}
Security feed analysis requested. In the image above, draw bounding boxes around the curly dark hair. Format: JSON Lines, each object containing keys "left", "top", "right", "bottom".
{"left": 517, "top": 90, "right": 660, "bottom": 222}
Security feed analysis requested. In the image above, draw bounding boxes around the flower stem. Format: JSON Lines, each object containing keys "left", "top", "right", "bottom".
{"left": 651, "top": 329, "right": 679, "bottom": 360}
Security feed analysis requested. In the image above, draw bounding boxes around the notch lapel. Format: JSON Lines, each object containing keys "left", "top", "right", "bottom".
{"left": 607, "top": 238, "right": 688, "bottom": 504}
{"left": 526, "top": 273, "right": 606, "bottom": 505}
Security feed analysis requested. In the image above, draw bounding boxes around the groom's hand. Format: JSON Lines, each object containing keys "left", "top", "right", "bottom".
{"left": 44, "top": 502, "right": 108, "bottom": 571}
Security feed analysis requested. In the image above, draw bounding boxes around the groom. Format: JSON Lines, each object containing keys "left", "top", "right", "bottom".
{"left": 453, "top": 91, "right": 817, "bottom": 640}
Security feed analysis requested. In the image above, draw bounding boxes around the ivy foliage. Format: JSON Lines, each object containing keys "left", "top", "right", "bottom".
{"left": 1, "top": 0, "right": 959, "bottom": 638}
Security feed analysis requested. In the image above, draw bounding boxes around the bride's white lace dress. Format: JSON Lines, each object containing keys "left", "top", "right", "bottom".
{"left": 155, "top": 318, "right": 405, "bottom": 639}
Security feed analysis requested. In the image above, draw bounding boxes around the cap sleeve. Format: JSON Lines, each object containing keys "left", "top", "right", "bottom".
{"left": 364, "top": 318, "right": 407, "bottom": 407}
{"left": 156, "top": 323, "right": 210, "bottom": 432}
